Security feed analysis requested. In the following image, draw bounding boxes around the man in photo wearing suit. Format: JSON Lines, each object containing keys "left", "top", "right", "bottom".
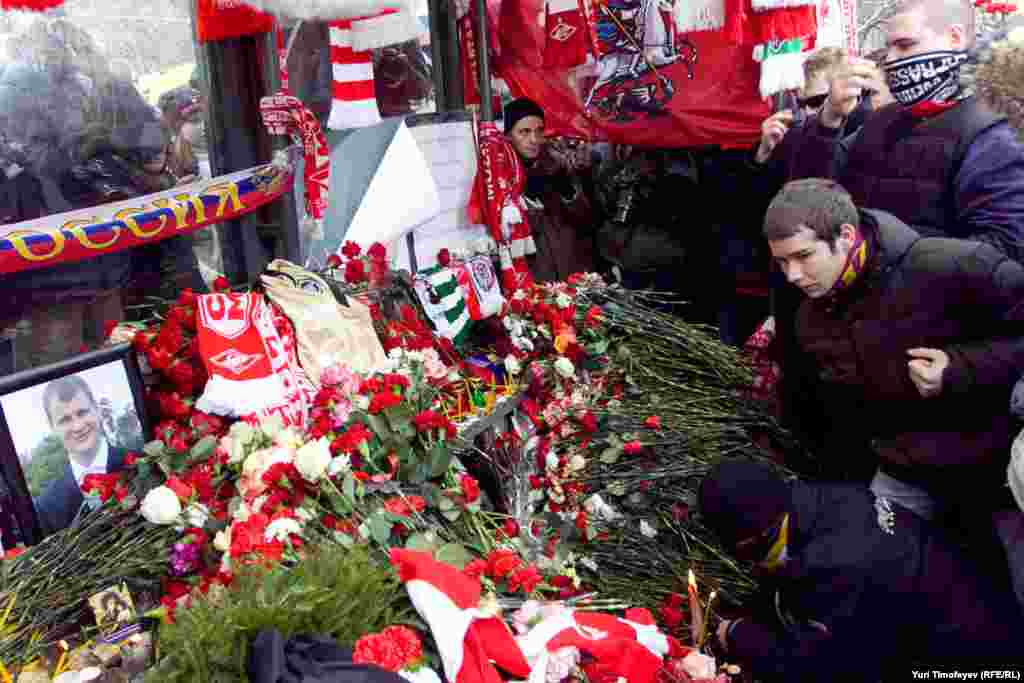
{"left": 33, "top": 375, "right": 126, "bottom": 535}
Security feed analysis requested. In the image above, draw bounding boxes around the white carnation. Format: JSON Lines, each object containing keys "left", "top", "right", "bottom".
{"left": 295, "top": 437, "right": 332, "bottom": 482}
{"left": 265, "top": 517, "right": 303, "bottom": 543}
{"left": 184, "top": 503, "right": 210, "bottom": 528}
{"left": 554, "top": 356, "right": 575, "bottom": 378}
{"left": 328, "top": 454, "right": 352, "bottom": 476}
{"left": 555, "top": 292, "right": 572, "bottom": 309}
{"left": 639, "top": 520, "right": 658, "bottom": 538}
{"left": 504, "top": 355, "right": 522, "bottom": 376}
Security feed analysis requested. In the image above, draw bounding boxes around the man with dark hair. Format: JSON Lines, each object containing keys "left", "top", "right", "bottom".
{"left": 503, "top": 98, "right": 598, "bottom": 281}
{"left": 766, "top": 178, "right": 1024, "bottom": 591}
{"left": 34, "top": 374, "right": 127, "bottom": 535}
{"left": 698, "top": 460, "right": 1022, "bottom": 683}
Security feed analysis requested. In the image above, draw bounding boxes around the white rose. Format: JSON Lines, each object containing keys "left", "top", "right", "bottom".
{"left": 328, "top": 453, "right": 352, "bottom": 477}
{"left": 140, "top": 486, "right": 182, "bottom": 525}
{"left": 295, "top": 437, "right": 332, "bottom": 482}
{"left": 274, "top": 428, "right": 303, "bottom": 452}
{"left": 213, "top": 528, "right": 231, "bottom": 553}
{"left": 555, "top": 292, "right": 572, "bottom": 309}
{"left": 639, "top": 520, "right": 658, "bottom": 538}
{"left": 554, "top": 357, "right": 575, "bottom": 379}
{"left": 265, "top": 517, "right": 303, "bottom": 543}
{"left": 505, "top": 355, "right": 522, "bottom": 376}
{"left": 260, "top": 416, "right": 284, "bottom": 439}
{"left": 184, "top": 503, "right": 210, "bottom": 528}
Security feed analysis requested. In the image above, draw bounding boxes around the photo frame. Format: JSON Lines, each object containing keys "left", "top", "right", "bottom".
{"left": 0, "top": 344, "right": 149, "bottom": 546}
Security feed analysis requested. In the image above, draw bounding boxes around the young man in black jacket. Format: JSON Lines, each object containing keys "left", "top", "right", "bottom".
{"left": 699, "top": 460, "right": 1023, "bottom": 683}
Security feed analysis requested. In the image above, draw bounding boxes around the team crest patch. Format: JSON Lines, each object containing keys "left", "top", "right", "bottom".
{"left": 874, "top": 496, "right": 896, "bottom": 535}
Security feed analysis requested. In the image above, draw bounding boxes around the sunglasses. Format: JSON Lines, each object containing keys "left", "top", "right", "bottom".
{"left": 797, "top": 93, "right": 828, "bottom": 111}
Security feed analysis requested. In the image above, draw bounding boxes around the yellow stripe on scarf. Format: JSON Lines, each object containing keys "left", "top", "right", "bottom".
{"left": 761, "top": 513, "right": 790, "bottom": 570}
{"left": 839, "top": 240, "right": 868, "bottom": 288}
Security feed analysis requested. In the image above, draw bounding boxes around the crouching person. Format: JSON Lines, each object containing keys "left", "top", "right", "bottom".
{"left": 699, "top": 461, "right": 1023, "bottom": 682}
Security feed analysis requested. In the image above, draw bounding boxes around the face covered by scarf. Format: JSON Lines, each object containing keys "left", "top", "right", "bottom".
{"left": 883, "top": 50, "right": 968, "bottom": 107}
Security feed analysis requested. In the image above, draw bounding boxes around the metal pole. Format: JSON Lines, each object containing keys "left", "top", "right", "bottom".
{"left": 428, "top": 0, "right": 449, "bottom": 111}
{"left": 474, "top": 0, "right": 494, "bottom": 120}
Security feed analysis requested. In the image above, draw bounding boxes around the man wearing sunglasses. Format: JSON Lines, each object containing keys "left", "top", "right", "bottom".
{"left": 698, "top": 461, "right": 1022, "bottom": 682}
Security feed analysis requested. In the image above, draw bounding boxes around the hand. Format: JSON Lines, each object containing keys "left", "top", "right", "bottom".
{"left": 756, "top": 110, "right": 794, "bottom": 163}
{"left": 821, "top": 57, "right": 889, "bottom": 128}
{"left": 175, "top": 174, "right": 198, "bottom": 186}
{"left": 717, "top": 619, "right": 734, "bottom": 650}
{"left": 907, "top": 347, "right": 949, "bottom": 398}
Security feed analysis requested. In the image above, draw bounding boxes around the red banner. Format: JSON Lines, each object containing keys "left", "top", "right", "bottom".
{"left": 0, "top": 153, "right": 297, "bottom": 275}
{"left": 493, "top": 0, "right": 771, "bottom": 149}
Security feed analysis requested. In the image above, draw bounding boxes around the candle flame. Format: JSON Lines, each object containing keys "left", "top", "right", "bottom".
{"left": 58, "top": 640, "right": 68, "bottom": 651}
{"left": 687, "top": 569, "right": 696, "bottom": 588}
{"left": 709, "top": 590, "right": 717, "bottom": 601}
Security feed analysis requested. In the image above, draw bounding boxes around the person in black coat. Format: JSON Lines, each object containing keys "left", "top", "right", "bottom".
{"left": 699, "top": 461, "right": 1024, "bottom": 683}
{"left": 32, "top": 375, "right": 127, "bottom": 535}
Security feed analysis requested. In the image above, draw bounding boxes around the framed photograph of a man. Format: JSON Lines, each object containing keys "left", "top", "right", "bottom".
{"left": 0, "top": 344, "right": 148, "bottom": 545}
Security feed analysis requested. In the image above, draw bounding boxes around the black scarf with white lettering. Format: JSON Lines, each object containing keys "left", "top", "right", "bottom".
{"left": 883, "top": 50, "right": 968, "bottom": 107}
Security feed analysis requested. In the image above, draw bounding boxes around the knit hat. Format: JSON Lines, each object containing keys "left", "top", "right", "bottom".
{"left": 502, "top": 98, "right": 545, "bottom": 134}
{"left": 698, "top": 461, "right": 791, "bottom": 548}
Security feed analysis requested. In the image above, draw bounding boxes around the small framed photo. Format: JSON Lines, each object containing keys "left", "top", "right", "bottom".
{"left": 0, "top": 344, "right": 149, "bottom": 545}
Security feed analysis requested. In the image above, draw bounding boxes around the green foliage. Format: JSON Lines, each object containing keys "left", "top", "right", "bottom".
{"left": 146, "top": 545, "right": 415, "bottom": 683}
{"left": 25, "top": 432, "right": 66, "bottom": 497}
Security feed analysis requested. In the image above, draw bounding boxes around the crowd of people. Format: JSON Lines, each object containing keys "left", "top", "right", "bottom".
{"left": 0, "top": 19, "right": 212, "bottom": 372}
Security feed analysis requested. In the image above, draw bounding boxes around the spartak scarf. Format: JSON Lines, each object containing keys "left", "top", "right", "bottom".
{"left": 824, "top": 226, "right": 870, "bottom": 299}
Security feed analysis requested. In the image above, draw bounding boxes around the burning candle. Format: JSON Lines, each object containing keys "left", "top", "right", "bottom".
{"left": 688, "top": 569, "right": 704, "bottom": 646}
{"left": 54, "top": 640, "right": 70, "bottom": 676}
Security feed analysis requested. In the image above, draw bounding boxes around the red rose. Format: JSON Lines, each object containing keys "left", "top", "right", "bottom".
{"left": 644, "top": 415, "right": 661, "bottom": 430}
{"left": 213, "top": 276, "right": 230, "bottom": 291}
{"left": 326, "top": 254, "right": 343, "bottom": 268}
{"left": 623, "top": 441, "right": 643, "bottom": 455}
{"left": 345, "top": 259, "right": 367, "bottom": 284}
{"left": 103, "top": 319, "right": 119, "bottom": 340}
{"left": 486, "top": 549, "right": 521, "bottom": 578}
{"left": 368, "top": 242, "right": 387, "bottom": 261}
{"left": 503, "top": 519, "right": 520, "bottom": 538}
{"left": 579, "top": 411, "right": 597, "bottom": 433}
{"left": 341, "top": 241, "right": 362, "bottom": 258}
{"left": 437, "top": 248, "right": 451, "bottom": 267}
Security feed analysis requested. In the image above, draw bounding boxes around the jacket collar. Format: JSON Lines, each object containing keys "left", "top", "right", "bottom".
{"left": 859, "top": 209, "right": 921, "bottom": 277}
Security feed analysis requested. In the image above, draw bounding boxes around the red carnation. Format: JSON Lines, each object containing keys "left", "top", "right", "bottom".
{"left": 508, "top": 565, "right": 542, "bottom": 594}
{"left": 353, "top": 633, "right": 404, "bottom": 672}
{"left": 177, "top": 289, "right": 198, "bottom": 307}
{"left": 124, "top": 452, "right": 140, "bottom": 467}
{"left": 103, "top": 319, "right": 119, "bottom": 340}
{"left": 437, "top": 248, "right": 451, "bottom": 267}
{"left": 460, "top": 475, "right": 481, "bottom": 503}
{"left": 463, "top": 558, "right": 488, "bottom": 580}
{"left": 383, "top": 495, "right": 427, "bottom": 517}
{"left": 413, "top": 410, "right": 442, "bottom": 432}
{"left": 368, "top": 391, "right": 402, "bottom": 414}
{"left": 326, "top": 254, "right": 343, "bottom": 269}
{"left": 165, "top": 476, "right": 194, "bottom": 502}
{"left": 486, "top": 549, "right": 521, "bottom": 578}
{"left": 213, "top": 276, "right": 230, "bottom": 291}
{"left": 341, "top": 241, "right": 362, "bottom": 258}
{"left": 82, "top": 473, "right": 120, "bottom": 502}
{"left": 381, "top": 625, "right": 423, "bottom": 665}
{"left": 368, "top": 242, "right": 387, "bottom": 261}
{"left": 623, "top": 441, "right": 643, "bottom": 455}
{"left": 658, "top": 606, "right": 684, "bottom": 629}
{"left": 579, "top": 411, "right": 597, "bottom": 433}
{"left": 644, "top": 415, "right": 661, "bottom": 430}
{"left": 345, "top": 259, "right": 367, "bottom": 284}
{"left": 584, "top": 305, "right": 603, "bottom": 328}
